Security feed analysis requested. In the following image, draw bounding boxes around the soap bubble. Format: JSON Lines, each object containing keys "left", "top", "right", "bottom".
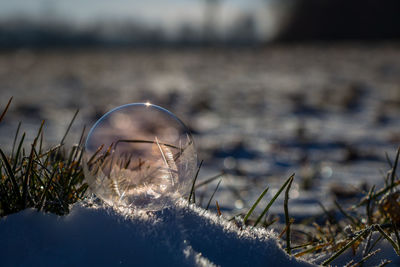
{"left": 83, "top": 103, "right": 197, "bottom": 211}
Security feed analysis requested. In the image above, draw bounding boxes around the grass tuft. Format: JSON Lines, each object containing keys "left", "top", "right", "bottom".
{"left": 0, "top": 100, "right": 87, "bottom": 217}
{"left": 253, "top": 173, "right": 295, "bottom": 227}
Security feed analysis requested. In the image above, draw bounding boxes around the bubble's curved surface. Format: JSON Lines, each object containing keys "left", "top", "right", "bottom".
{"left": 84, "top": 103, "right": 197, "bottom": 210}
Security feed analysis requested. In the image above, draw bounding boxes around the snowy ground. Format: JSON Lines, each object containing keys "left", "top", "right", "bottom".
{"left": 0, "top": 200, "right": 314, "bottom": 267}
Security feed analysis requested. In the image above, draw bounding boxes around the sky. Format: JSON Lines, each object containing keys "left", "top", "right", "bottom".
{"left": 0, "top": 0, "right": 261, "bottom": 22}
{"left": 0, "top": 0, "right": 277, "bottom": 38}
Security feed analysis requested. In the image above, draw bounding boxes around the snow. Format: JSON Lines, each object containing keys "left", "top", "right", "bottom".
{"left": 0, "top": 200, "right": 314, "bottom": 267}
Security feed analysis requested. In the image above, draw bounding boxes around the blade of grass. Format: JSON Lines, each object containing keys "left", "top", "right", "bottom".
{"left": 11, "top": 122, "right": 21, "bottom": 158}
{"left": 216, "top": 200, "right": 222, "bottom": 216}
{"left": 284, "top": 175, "right": 294, "bottom": 255}
{"left": 354, "top": 180, "right": 400, "bottom": 209}
{"left": 0, "top": 97, "right": 12, "bottom": 124}
{"left": 366, "top": 185, "right": 376, "bottom": 225}
{"left": 350, "top": 248, "right": 380, "bottom": 267}
{"left": 393, "top": 221, "right": 400, "bottom": 253}
{"left": 38, "top": 168, "right": 57, "bottom": 211}
{"left": 389, "top": 147, "right": 399, "bottom": 193}
{"left": 279, "top": 218, "right": 294, "bottom": 238}
{"left": 243, "top": 185, "right": 269, "bottom": 224}
{"left": 290, "top": 242, "right": 314, "bottom": 250}
{"left": 13, "top": 132, "right": 25, "bottom": 171}
{"left": 60, "top": 109, "right": 79, "bottom": 146}
{"left": 377, "top": 259, "right": 392, "bottom": 267}
{"left": 374, "top": 224, "right": 400, "bottom": 255}
{"left": 385, "top": 152, "right": 393, "bottom": 169}
{"left": 0, "top": 148, "right": 21, "bottom": 202}
{"left": 39, "top": 131, "right": 44, "bottom": 155}
{"left": 205, "top": 179, "right": 222, "bottom": 210}
{"left": 254, "top": 173, "right": 295, "bottom": 227}
{"left": 367, "top": 235, "right": 383, "bottom": 255}
{"left": 195, "top": 172, "right": 224, "bottom": 189}
{"left": 188, "top": 160, "right": 203, "bottom": 204}
{"left": 264, "top": 217, "right": 279, "bottom": 228}
{"left": 334, "top": 200, "right": 360, "bottom": 227}
{"left": 354, "top": 148, "right": 400, "bottom": 208}
{"left": 294, "top": 243, "right": 330, "bottom": 258}
{"left": 22, "top": 121, "right": 44, "bottom": 208}
{"left": 322, "top": 227, "right": 370, "bottom": 266}
{"left": 362, "top": 231, "right": 373, "bottom": 258}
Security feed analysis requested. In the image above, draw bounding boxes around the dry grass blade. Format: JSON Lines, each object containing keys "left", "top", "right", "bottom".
{"left": 0, "top": 97, "right": 12, "bottom": 124}
{"left": 279, "top": 218, "right": 294, "bottom": 238}
{"left": 243, "top": 185, "right": 269, "bottom": 224}
{"left": 345, "top": 259, "right": 354, "bottom": 267}
{"left": 322, "top": 227, "right": 370, "bottom": 266}
{"left": 294, "top": 243, "right": 329, "bottom": 258}
{"left": 254, "top": 173, "right": 295, "bottom": 227}
{"left": 377, "top": 259, "right": 392, "bottom": 267}
{"left": 350, "top": 248, "right": 380, "bottom": 267}
{"left": 216, "top": 200, "right": 222, "bottom": 216}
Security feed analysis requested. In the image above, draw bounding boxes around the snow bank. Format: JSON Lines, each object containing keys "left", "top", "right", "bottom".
{"left": 0, "top": 200, "right": 314, "bottom": 267}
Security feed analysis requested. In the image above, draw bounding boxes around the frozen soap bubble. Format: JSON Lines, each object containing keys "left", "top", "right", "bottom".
{"left": 83, "top": 103, "right": 197, "bottom": 211}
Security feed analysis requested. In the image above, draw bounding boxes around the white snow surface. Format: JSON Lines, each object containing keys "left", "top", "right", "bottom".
{"left": 0, "top": 200, "right": 315, "bottom": 267}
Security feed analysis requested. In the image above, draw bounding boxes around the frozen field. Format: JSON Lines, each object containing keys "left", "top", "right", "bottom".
{"left": 0, "top": 43, "right": 399, "bottom": 220}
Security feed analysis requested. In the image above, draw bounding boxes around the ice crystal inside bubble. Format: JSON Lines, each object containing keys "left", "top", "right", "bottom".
{"left": 83, "top": 103, "right": 197, "bottom": 211}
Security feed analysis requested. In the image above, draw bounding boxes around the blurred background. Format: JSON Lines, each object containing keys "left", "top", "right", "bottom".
{"left": 0, "top": 0, "right": 400, "bottom": 219}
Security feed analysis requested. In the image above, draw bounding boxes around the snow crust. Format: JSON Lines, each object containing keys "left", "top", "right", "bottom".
{"left": 0, "top": 200, "right": 314, "bottom": 267}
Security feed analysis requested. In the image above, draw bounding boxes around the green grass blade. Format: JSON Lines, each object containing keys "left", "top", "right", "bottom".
{"left": 60, "top": 109, "right": 79, "bottom": 146}
{"left": 22, "top": 121, "right": 44, "bottom": 208}
{"left": 366, "top": 185, "right": 376, "bottom": 225}
{"left": 393, "top": 222, "right": 400, "bottom": 253}
{"left": 38, "top": 169, "right": 57, "bottom": 211}
{"left": 195, "top": 172, "right": 224, "bottom": 189}
{"left": 374, "top": 224, "right": 400, "bottom": 256}
{"left": 0, "top": 148, "right": 21, "bottom": 202}
{"left": 188, "top": 160, "right": 203, "bottom": 204}
{"left": 254, "top": 173, "right": 295, "bottom": 227}
{"left": 284, "top": 175, "right": 294, "bottom": 255}
{"left": 13, "top": 132, "right": 25, "bottom": 171}
{"left": 244, "top": 186, "right": 269, "bottom": 224}
{"left": 334, "top": 200, "right": 360, "bottom": 227}
{"left": 11, "top": 122, "right": 21, "bottom": 158}
{"left": 206, "top": 179, "right": 222, "bottom": 210}
{"left": 390, "top": 147, "right": 399, "bottom": 193}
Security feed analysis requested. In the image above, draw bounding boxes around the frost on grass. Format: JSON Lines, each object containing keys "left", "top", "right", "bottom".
{"left": 0, "top": 199, "right": 314, "bottom": 267}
